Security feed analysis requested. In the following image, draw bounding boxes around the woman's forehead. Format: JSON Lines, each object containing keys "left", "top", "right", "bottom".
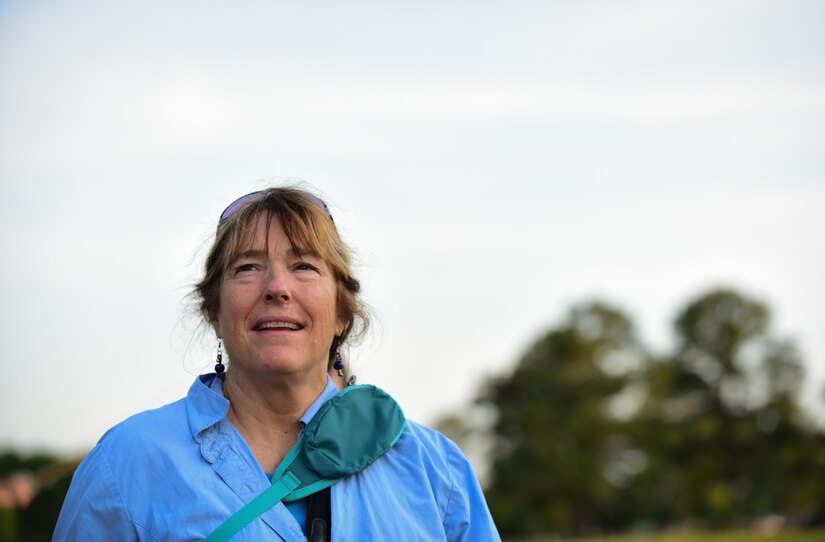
{"left": 235, "top": 212, "right": 320, "bottom": 257}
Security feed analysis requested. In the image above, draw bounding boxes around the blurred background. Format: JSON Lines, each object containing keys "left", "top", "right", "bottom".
{"left": 1, "top": 0, "right": 823, "bottom": 540}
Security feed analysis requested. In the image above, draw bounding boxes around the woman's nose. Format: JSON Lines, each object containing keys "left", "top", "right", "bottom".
{"left": 264, "top": 269, "right": 291, "bottom": 302}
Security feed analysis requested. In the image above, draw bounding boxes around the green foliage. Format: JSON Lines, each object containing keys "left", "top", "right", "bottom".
{"left": 0, "top": 450, "right": 77, "bottom": 542}
{"left": 632, "top": 290, "right": 824, "bottom": 527}
{"left": 514, "top": 527, "right": 825, "bottom": 542}
{"left": 0, "top": 451, "right": 59, "bottom": 478}
{"left": 481, "top": 302, "right": 646, "bottom": 536}
{"left": 467, "top": 289, "right": 825, "bottom": 539}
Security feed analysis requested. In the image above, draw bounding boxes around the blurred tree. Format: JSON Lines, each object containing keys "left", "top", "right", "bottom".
{"left": 0, "top": 450, "right": 58, "bottom": 480}
{"left": 0, "top": 450, "right": 79, "bottom": 542}
{"left": 462, "top": 289, "right": 824, "bottom": 539}
{"left": 480, "top": 302, "right": 648, "bottom": 538}
{"left": 629, "top": 290, "right": 824, "bottom": 527}
{"left": 18, "top": 473, "right": 73, "bottom": 542}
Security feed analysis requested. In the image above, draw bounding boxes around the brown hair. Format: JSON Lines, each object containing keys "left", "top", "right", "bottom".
{"left": 194, "top": 187, "right": 369, "bottom": 367}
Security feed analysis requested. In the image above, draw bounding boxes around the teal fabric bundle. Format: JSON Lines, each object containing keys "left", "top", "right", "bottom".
{"left": 207, "top": 385, "right": 406, "bottom": 541}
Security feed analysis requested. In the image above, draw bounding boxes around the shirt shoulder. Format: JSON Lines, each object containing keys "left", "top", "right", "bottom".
{"left": 402, "top": 422, "right": 501, "bottom": 540}
{"left": 402, "top": 418, "right": 457, "bottom": 448}
{"left": 335, "top": 419, "right": 500, "bottom": 541}
{"left": 95, "top": 397, "right": 191, "bottom": 460}
{"left": 55, "top": 395, "right": 236, "bottom": 541}
{"left": 52, "top": 404, "right": 191, "bottom": 542}
{"left": 393, "top": 419, "right": 464, "bottom": 476}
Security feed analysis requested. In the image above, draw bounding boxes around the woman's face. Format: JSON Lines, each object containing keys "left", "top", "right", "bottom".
{"left": 212, "top": 214, "right": 343, "bottom": 381}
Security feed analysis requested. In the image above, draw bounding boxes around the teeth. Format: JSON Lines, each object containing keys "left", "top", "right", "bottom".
{"left": 257, "top": 321, "right": 300, "bottom": 331}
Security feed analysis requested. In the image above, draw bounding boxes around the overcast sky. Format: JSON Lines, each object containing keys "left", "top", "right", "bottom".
{"left": 1, "top": 0, "right": 823, "bottom": 453}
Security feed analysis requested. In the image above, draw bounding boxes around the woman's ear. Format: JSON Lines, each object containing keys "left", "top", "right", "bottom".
{"left": 335, "top": 308, "right": 347, "bottom": 337}
{"left": 210, "top": 312, "right": 221, "bottom": 338}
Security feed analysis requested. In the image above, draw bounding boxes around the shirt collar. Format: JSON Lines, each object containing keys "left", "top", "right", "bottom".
{"left": 186, "top": 373, "right": 341, "bottom": 440}
{"left": 187, "top": 373, "right": 230, "bottom": 439}
{"left": 299, "top": 376, "right": 340, "bottom": 429}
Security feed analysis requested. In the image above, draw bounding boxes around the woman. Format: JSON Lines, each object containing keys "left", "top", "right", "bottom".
{"left": 54, "top": 187, "right": 500, "bottom": 541}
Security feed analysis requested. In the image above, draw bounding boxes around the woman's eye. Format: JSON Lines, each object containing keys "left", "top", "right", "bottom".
{"left": 295, "top": 262, "right": 318, "bottom": 272}
{"left": 234, "top": 263, "right": 258, "bottom": 274}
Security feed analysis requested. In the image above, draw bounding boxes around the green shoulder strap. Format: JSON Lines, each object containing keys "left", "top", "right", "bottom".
{"left": 206, "top": 384, "right": 406, "bottom": 542}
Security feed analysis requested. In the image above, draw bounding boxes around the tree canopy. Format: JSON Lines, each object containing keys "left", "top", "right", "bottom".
{"left": 444, "top": 289, "right": 825, "bottom": 539}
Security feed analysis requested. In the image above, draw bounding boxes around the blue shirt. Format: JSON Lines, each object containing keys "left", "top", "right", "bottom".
{"left": 53, "top": 374, "right": 501, "bottom": 541}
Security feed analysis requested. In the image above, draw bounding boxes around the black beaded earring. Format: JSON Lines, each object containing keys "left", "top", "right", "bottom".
{"left": 334, "top": 351, "right": 357, "bottom": 386}
{"left": 215, "top": 339, "right": 226, "bottom": 381}
{"left": 333, "top": 350, "right": 344, "bottom": 377}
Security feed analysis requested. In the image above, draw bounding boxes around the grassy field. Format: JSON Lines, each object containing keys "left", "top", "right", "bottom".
{"left": 512, "top": 528, "right": 825, "bottom": 542}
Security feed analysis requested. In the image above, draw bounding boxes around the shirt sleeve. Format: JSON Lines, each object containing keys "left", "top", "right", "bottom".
{"left": 52, "top": 444, "right": 146, "bottom": 541}
{"left": 441, "top": 439, "right": 501, "bottom": 542}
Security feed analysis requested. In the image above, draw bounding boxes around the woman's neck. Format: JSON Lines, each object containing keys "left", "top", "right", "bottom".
{"left": 222, "top": 368, "right": 328, "bottom": 473}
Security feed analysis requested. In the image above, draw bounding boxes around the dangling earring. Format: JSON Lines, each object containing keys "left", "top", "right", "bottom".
{"left": 334, "top": 350, "right": 357, "bottom": 386}
{"left": 215, "top": 339, "right": 226, "bottom": 381}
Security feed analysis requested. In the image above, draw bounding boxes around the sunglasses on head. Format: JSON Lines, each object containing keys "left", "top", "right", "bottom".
{"left": 218, "top": 190, "right": 335, "bottom": 225}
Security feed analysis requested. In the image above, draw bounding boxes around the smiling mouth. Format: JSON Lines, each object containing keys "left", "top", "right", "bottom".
{"left": 254, "top": 321, "right": 303, "bottom": 331}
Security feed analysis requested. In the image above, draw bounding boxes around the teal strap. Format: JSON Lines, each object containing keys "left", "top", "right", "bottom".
{"left": 205, "top": 472, "right": 300, "bottom": 542}
{"left": 205, "top": 385, "right": 406, "bottom": 541}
